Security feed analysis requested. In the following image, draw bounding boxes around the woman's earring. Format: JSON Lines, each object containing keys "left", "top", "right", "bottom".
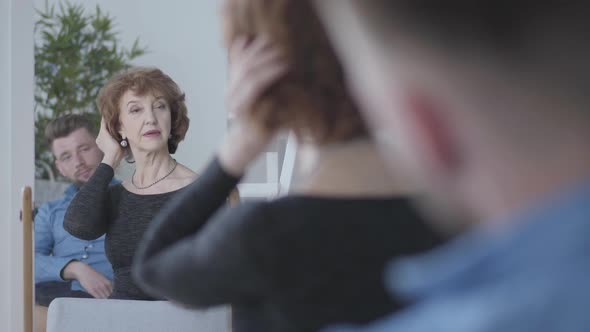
{"left": 120, "top": 138, "right": 128, "bottom": 148}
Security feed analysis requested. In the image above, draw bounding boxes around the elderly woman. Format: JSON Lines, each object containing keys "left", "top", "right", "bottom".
{"left": 133, "top": 0, "right": 445, "bottom": 331}
{"left": 64, "top": 68, "right": 196, "bottom": 300}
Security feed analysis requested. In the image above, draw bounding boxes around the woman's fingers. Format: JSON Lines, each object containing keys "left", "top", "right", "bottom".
{"left": 227, "top": 63, "right": 288, "bottom": 119}
{"left": 96, "top": 116, "right": 125, "bottom": 168}
{"left": 229, "top": 35, "right": 277, "bottom": 81}
{"left": 229, "top": 53, "right": 287, "bottom": 105}
{"left": 227, "top": 39, "right": 288, "bottom": 117}
{"left": 241, "top": 48, "right": 286, "bottom": 78}
{"left": 228, "top": 36, "right": 248, "bottom": 64}
{"left": 236, "top": 61, "right": 289, "bottom": 111}
{"left": 237, "top": 35, "right": 272, "bottom": 66}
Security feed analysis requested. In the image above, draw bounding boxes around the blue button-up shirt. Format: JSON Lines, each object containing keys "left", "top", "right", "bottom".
{"left": 326, "top": 182, "right": 590, "bottom": 332}
{"left": 35, "top": 183, "right": 114, "bottom": 292}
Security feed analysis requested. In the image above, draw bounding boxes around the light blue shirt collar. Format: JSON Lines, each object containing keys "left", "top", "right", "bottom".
{"left": 63, "top": 183, "right": 79, "bottom": 200}
{"left": 387, "top": 180, "right": 590, "bottom": 300}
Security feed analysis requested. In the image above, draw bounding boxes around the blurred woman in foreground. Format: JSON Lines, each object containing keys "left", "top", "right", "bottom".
{"left": 133, "top": 1, "right": 444, "bottom": 331}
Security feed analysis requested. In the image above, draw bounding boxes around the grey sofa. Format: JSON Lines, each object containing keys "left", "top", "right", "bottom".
{"left": 46, "top": 298, "right": 231, "bottom": 332}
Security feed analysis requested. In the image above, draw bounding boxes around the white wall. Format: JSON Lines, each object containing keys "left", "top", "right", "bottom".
{"left": 0, "top": 0, "right": 11, "bottom": 326}
{"left": 0, "top": 1, "right": 10, "bottom": 324}
{"left": 1, "top": 0, "right": 35, "bottom": 330}
{"left": 35, "top": 0, "right": 229, "bottom": 172}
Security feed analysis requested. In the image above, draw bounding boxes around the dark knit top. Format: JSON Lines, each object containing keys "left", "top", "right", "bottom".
{"left": 64, "top": 163, "right": 183, "bottom": 300}
{"left": 133, "top": 158, "right": 444, "bottom": 332}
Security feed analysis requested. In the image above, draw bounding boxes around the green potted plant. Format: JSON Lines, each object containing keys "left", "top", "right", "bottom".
{"left": 35, "top": 1, "right": 146, "bottom": 180}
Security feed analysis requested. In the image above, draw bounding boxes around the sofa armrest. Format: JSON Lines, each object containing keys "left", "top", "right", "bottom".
{"left": 46, "top": 298, "right": 231, "bottom": 332}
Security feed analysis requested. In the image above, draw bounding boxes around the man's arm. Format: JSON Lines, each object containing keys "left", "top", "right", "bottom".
{"left": 61, "top": 261, "right": 112, "bottom": 299}
{"left": 35, "top": 202, "right": 112, "bottom": 298}
{"left": 34, "top": 204, "right": 76, "bottom": 284}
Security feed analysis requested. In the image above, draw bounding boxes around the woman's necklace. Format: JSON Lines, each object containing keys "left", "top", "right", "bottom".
{"left": 132, "top": 159, "right": 178, "bottom": 190}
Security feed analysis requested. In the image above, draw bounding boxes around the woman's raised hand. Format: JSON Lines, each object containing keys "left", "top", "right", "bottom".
{"left": 97, "top": 118, "right": 125, "bottom": 169}
{"left": 219, "top": 36, "right": 289, "bottom": 176}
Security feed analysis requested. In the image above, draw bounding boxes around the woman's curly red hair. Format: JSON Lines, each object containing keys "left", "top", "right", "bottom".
{"left": 97, "top": 67, "right": 189, "bottom": 154}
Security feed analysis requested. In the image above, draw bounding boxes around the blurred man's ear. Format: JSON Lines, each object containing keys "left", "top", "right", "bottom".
{"left": 404, "top": 91, "right": 460, "bottom": 176}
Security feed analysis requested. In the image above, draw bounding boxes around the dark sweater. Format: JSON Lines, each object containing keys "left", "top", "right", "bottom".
{"left": 64, "top": 163, "right": 183, "bottom": 300}
{"left": 133, "top": 158, "right": 444, "bottom": 332}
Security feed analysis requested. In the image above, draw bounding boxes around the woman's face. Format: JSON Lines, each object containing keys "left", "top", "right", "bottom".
{"left": 118, "top": 89, "right": 172, "bottom": 154}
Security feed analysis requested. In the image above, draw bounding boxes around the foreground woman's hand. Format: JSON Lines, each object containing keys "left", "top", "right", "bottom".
{"left": 96, "top": 118, "right": 125, "bottom": 169}
{"left": 219, "top": 36, "right": 289, "bottom": 176}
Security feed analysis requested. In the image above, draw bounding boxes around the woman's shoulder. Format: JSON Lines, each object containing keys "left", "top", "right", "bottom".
{"left": 175, "top": 162, "right": 197, "bottom": 177}
{"left": 174, "top": 162, "right": 198, "bottom": 186}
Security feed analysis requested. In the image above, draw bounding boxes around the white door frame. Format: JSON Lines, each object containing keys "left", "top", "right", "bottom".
{"left": 237, "top": 132, "right": 298, "bottom": 199}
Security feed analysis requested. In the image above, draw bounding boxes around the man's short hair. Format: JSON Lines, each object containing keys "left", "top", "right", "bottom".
{"left": 354, "top": 1, "right": 590, "bottom": 106}
{"left": 45, "top": 114, "right": 97, "bottom": 148}
{"left": 355, "top": 2, "right": 588, "bottom": 52}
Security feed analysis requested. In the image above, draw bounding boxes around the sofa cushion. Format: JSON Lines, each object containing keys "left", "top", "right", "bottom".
{"left": 46, "top": 298, "right": 231, "bottom": 332}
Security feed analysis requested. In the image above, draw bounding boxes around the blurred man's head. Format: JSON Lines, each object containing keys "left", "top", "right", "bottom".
{"left": 46, "top": 114, "right": 104, "bottom": 185}
{"left": 314, "top": 1, "right": 590, "bottom": 228}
